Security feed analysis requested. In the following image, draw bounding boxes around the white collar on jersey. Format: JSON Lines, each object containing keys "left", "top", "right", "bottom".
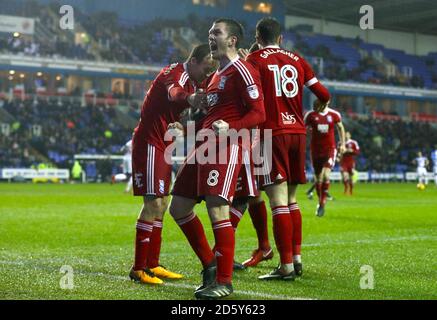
{"left": 217, "top": 56, "right": 240, "bottom": 75}
{"left": 318, "top": 108, "right": 330, "bottom": 116}
{"left": 264, "top": 45, "right": 280, "bottom": 49}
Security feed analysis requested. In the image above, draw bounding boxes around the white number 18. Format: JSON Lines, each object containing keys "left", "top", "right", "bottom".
{"left": 268, "top": 64, "right": 299, "bottom": 98}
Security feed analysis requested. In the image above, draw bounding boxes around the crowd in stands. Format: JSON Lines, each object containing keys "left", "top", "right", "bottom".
{"left": 1, "top": 1, "right": 436, "bottom": 89}
{"left": 0, "top": 98, "right": 133, "bottom": 174}
{"left": 343, "top": 116, "right": 437, "bottom": 173}
{"left": 2, "top": 97, "right": 437, "bottom": 176}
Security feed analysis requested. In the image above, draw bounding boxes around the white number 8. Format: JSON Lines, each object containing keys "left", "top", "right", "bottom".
{"left": 268, "top": 64, "right": 299, "bottom": 98}
{"left": 207, "top": 170, "right": 219, "bottom": 187}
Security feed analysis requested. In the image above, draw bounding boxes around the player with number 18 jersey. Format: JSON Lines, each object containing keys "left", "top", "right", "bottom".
{"left": 246, "top": 46, "right": 331, "bottom": 185}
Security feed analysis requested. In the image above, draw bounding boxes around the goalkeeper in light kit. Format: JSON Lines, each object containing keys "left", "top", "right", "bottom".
{"left": 304, "top": 100, "right": 345, "bottom": 217}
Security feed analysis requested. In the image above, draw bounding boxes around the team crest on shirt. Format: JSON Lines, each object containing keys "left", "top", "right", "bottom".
{"left": 247, "top": 84, "right": 259, "bottom": 99}
{"left": 207, "top": 93, "right": 219, "bottom": 107}
{"left": 327, "top": 115, "right": 333, "bottom": 123}
{"left": 218, "top": 76, "right": 227, "bottom": 90}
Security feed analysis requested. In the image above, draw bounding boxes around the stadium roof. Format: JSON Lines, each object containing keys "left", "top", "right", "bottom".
{"left": 284, "top": 0, "right": 437, "bottom": 35}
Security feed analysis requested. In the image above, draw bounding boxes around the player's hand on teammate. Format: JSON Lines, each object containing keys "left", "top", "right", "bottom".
{"left": 212, "top": 120, "right": 229, "bottom": 135}
{"left": 187, "top": 90, "right": 208, "bottom": 109}
{"left": 167, "top": 122, "right": 184, "bottom": 137}
{"left": 238, "top": 48, "right": 250, "bottom": 60}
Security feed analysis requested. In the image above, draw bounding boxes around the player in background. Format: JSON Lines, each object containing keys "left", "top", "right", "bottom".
{"left": 431, "top": 146, "right": 437, "bottom": 187}
{"left": 340, "top": 132, "right": 360, "bottom": 195}
{"left": 304, "top": 100, "right": 345, "bottom": 217}
{"left": 121, "top": 139, "right": 133, "bottom": 193}
{"left": 129, "top": 44, "right": 215, "bottom": 285}
{"left": 169, "top": 19, "right": 265, "bottom": 299}
{"left": 245, "top": 17, "right": 330, "bottom": 280}
{"left": 413, "top": 151, "right": 429, "bottom": 186}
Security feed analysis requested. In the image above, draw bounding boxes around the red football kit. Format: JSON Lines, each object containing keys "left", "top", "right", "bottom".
{"left": 172, "top": 56, "right": 265, "bottom": 203}
{"left": 304, "top": 107, "right": 342, "bottom": 174}
{"left": 132, "top": 62, "right": 199, "bottom": 196}
{"left": 246, "top": 45, "right": 330, "bottom": 186}
{"left": 341, "top": 139, "right": 360, "bottom": 173}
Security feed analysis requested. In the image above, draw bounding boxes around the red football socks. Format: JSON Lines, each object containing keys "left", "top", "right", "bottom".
{"left": 288, "top": 203, "right": 302, "bottom": 256}
{"left": 212, "top": 220, "right": 235, "bottom": 285}
{"left": 230, "top": 207, "right": 244, "bottom": 230}
{"left": 175, "top": 212, "right": 214, "bottom": 268}
{"left": 146, "top": 219, "right": 163, "bottom": 268}
{"left": 272, "top": 206, "right": 293, "bottom": 264}
{"left": 248, "top": 201, "right": 270, "bottom": 250}
{"left": 133, "top": 219, "right": 153, "bottom": 270}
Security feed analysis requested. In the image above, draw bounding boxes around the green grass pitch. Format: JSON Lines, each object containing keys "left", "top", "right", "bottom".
{"left": 0, "top": 182, "right": 436, "bottom": 300}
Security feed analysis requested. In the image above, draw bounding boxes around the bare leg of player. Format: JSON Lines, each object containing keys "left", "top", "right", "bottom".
{"left": 342, "top": 171, "right": 350, "bottom": 195}
{"left": 259, "top": 182, "right": 296, "bottom": 280}
{"left": 316, "top": 167, "right": 332, "bottom": 217}
{"left": 125, "top": 174, "right": 133, "bottom": 193}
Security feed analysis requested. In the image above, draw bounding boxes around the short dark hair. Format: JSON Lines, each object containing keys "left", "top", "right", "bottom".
{"left": 187, "top": 43, "right": 211, "bottom": 62}
{"left": 214, "top": 18, "right": 244, "bottom": 48}
{"left": 256, "top": 17, "right": 281, "bottom": 45}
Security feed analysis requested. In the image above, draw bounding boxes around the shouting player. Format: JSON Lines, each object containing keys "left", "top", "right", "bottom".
{"left": 340, "top": 132, "right": 360, "bottom": 195}
{"left": 169, "top": 18, "right": 265, "bottom": 299}
{"left": 129, "top": 44, "right": 215, "bottom": 285}
{"left": 245, "top": 17, "right": 330, "bottom": 280}
{"left": 304, "top": 100, "right": 345, "bottom": 217}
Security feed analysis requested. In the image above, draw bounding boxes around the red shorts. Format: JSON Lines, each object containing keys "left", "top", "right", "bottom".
{"left": 340, "top": 159, "right": 355, "bottom": 174}
{"left": 234, "top": 149, "right": 259, "bottom": 199}
{"left": 132, "top": 136, "right": 172, "bottom": 197}
{"left": 311, "top": 149, "right": 337, "bottom": 176}
{"left": 258, "top": 134, "right": 306, "bottom": 187}
{"left": 172, "top": 142, "right": 243, "bottom": 203}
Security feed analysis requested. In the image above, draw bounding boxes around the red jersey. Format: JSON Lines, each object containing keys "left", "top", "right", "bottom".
{"left": 341, "top": 139, "right": 360, "bottom": 166}
{"left": 135, "top": 62, "right": 198, "bottom": 151}
{"left": 202, "top": 56, "right": 265, "bottom": 131}
{"left": 304, "top": 108, "right": 342, "bottom": 157}
{"left": 246, "top": 45, "right": 330, "bottom": 136}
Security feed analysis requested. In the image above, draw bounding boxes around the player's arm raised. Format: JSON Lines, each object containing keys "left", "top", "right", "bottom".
{"left": 164, "top": 68, "right": 206, "bottom": 109}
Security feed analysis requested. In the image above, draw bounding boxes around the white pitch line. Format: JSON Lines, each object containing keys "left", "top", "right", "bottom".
{"left": 0, "top": 260, "right": 314, "bottom": 300}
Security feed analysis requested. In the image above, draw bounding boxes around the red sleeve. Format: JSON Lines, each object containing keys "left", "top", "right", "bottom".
{"left": 227, "top": 64, "right": 265, "bottom": 131}
{"left": 334, "top": 112, "right": 342, "bottom": 123}
{"left": 162, "top": 65, "right": 190, "bottom": 104}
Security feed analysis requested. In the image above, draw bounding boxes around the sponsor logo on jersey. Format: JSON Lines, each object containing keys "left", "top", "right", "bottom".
{"left": 317, "top": 124, "right": 329, "bottom": 133}
{"left": 247, "top": 84, "right": 259, "bottom": 99}
{"left": 281, "top": 112, "right": 296, "bottom": 125}
{"left": 207, "top": 93, "right": 219, "bottom": 107}
{"left": 218, "top": 76, "right": 227, "bottom": 90}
